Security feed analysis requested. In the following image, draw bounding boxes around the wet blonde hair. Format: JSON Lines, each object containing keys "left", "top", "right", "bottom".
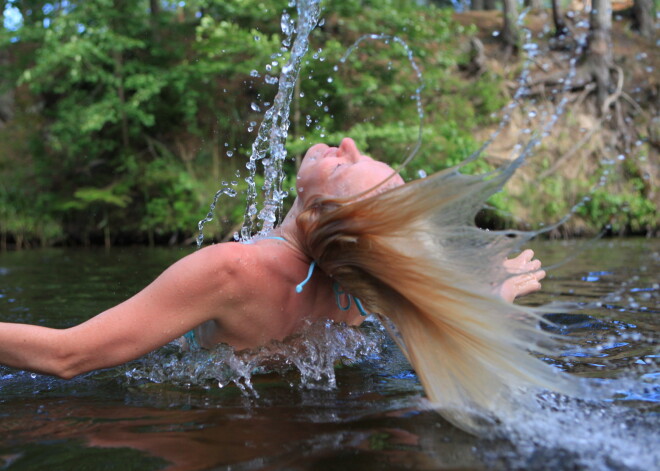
{"left": 294, "top": 162, "right": 577, "bottom": 432}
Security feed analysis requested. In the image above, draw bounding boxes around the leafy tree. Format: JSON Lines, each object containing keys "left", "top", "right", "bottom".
{"left": 0, "top": 0, "right": 656, "bottom": 246}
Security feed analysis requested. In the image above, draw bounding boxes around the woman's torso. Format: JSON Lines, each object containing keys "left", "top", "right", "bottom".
{"left": 191, "top": 239, "right": 362, "bottom": 350}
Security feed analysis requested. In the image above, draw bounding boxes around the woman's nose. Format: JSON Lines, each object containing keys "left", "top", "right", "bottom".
{"left": 337, "top": 138, "right": 361, "bottom": 162}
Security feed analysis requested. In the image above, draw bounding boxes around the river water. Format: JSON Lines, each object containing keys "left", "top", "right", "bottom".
{"left": 0, "top": 238, "right": 658, "bottom": 470}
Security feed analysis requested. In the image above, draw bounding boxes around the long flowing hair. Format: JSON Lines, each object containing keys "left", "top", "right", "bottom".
{"left": 293, "top": 160, "right": 578, "bottom": 431}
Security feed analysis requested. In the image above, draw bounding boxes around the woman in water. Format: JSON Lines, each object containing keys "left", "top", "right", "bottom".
{"left": 0, "top": 138, "right": 571, "bottom": 428}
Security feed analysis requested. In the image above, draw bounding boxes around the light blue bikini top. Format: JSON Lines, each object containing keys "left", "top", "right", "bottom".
{"left": 294, "top": 260, "right": 370, "bottom": 317}
{"left": 183, "top": 235, "right": 369, "bottom": 349}
{"left": 260, "top": 236, "right": 369, "bottom": 316}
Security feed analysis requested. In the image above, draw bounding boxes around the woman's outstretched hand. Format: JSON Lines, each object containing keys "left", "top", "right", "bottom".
{"left": 498, "top": 249, "right": 546, "bottom": 303}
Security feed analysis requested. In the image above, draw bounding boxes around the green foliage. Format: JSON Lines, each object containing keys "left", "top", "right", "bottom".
{"left": 577, "top": 186, "right": 657, "bottom": 234}
{"left": 0, "top": 0, "right": 654, "bottom": 247}
{"left": 283, "top": 0, "right": 502, "bottom": 182}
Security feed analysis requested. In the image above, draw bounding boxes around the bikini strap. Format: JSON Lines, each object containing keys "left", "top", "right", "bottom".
{"left": 295, "top": 261, "right": 370, "bottom": 317}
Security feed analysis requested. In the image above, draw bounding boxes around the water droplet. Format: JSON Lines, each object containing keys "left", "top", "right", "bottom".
{"left": 318, "top": 18, "right": 325, "bottom": 27}
{"left": 281, "top": 12, "right": 293, "bottom": 36}
{"left": 251, "top": 102, "right": 261, "bottom": 112}
{"left": 417, "top": 169, "right": 427, "bottom": 178}
{"left": 253, "top": 35, "right": 260, "bottom": 41}
{"left": 327, "top": 77, "right": 333, "bottom": 83}
{"left": 227, "top": 151, "right": 234, "bottom": 157}
{"left": 250, "top": 70, "right": 260, "bottom": 78}
{"left": 492, "top": 31, "right": 500, "bottom": 37}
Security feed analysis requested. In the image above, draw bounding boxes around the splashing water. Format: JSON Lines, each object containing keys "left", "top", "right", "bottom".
{"left": 478, "top": 391, "right": 659, "bottom": 471}
{"left": 196, "top": 0, "right": 322, "bottom": 247}
{"left": 338, "top": 34, "right": 425, "bottom": 172}
{"left": 183, "top": 4, "right": 658, "bottom": 463}
{"left": 124, "top": 320, "right": 385, "bottom": 395}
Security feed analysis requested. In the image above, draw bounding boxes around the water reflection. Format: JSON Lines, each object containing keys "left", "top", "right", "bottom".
{"left": 0, "top": 239, "right": 658, "bottom": 470}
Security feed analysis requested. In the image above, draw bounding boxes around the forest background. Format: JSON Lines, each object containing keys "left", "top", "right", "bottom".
{"left": 0, "top": 0, "right": 657, "bottom": 249}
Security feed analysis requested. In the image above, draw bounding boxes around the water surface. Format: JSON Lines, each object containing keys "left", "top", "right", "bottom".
{"left": 0, "top": 239, "right": 658, "bottom": 470}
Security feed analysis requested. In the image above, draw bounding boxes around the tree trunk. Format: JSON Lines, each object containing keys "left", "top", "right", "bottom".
{"left": 471, "top": 0, "right": 485, "bottom": 10}
{"left": 0, "top": 1, "right": 12, "bottom": 126}
{"left": 149, "top": 0, "right": 160, "bottom": 15}
{"left": 149, "top": 0, "right": 161, "bottom": 41}
{"left": 112, "top": 0, "right": 130, "bottom": 150}
{"left": 0, "top": 47, "right": 13, "bottom": 127}
{"left": 632, "top": 0, "right": 655, "bottom": 39}
{"left": 585, "top": 0, "right": 614, "bottom": 113}
{"left": 502, "top": 0, "right": 520, "bottom": 53}
{"left": 551, "top": 0, "right": 568, "bottom": 37}
{"left": 524, "top": 0, "right": 543, "bottom": 10}
{"left": 484, "top": 0, "right": 497, "bottom": 10}
{"left": 114, "top": 51, "right": 130, "bottom": 150}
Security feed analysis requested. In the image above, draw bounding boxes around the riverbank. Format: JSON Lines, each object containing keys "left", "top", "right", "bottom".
{"left": 0, "top": 3, "right": 657, "bottom": 249}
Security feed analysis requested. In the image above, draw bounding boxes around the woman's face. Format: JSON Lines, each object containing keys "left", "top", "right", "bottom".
{"left": 296, "top": 138, "right": 403, "bottom": 202}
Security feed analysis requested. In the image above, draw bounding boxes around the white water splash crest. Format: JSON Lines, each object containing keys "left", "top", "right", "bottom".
{"left": 124, "top": 320, "right": 385, "bottom": 395}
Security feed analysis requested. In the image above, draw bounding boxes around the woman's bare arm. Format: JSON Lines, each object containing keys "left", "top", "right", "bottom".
{"left": 0, "top": 243, "right": 249, "bottom": 378}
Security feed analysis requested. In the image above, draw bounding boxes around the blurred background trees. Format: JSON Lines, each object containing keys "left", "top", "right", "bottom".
{"left": 0, "top": 0, "right": 657, "bottom": 248}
